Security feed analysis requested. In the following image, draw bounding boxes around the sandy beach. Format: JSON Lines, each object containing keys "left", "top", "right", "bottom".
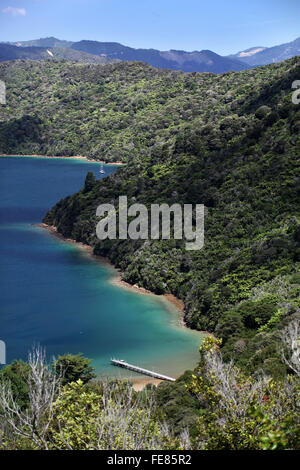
{"left": 0, "top": 154, "right": 125, "bottom": 165}
{"left": 110, "top": 277, "right": 186, "bottom": 326}
{"left": 38, "top": 224, "right": 214, "bottom": 339}
{"left": 38, "top": 223, "right": 188, "bottom": 328}
{"left": 130, "top": 377, "right": 164, "bottom": 391}
{"left": 37, "top": 223, "right": 204, "bottom": 390}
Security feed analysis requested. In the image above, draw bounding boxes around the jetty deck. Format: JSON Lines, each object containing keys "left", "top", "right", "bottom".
{"left": 110, "top": 358, "right": 176, "bottom": 382}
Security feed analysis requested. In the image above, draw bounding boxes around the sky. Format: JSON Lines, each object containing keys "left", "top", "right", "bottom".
{"left": 0, "top": 0, "right": 299, "bottom": 55}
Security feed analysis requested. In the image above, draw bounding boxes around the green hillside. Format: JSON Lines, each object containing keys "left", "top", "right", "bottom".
{"left": 38, "top": 57, "right": 300, "bottom": 377}
{"left": 0, "top": 55, "right": 300, "bottom": 452}
{"left": 0, "top": 58, "right": 298, "bottom": 163}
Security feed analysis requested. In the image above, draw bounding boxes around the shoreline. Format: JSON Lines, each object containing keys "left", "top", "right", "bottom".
{"left": 129, "top": 377, "right": 163, "bottom": 392}
{"left": 37, "top": 223, "right": 187, "bottom": 328}
{"left": 37, "top": 223, "right": 208, "bottom": 389}
{"left": 0, "top": 154, "right": 125, "bottom": 166}
{"left": 97, "top": 375, "right": 166, "bottom": 392}
{"left": 110, "top": 278, "right": 186, "bottom": 326}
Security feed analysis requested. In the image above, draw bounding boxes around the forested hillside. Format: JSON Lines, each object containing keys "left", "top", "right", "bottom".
{"left": 40, "top": 57, "right": 300, "bottom": 377}
{"left": 0, "top": 58, "right": 270, "bottom": 161}
{"left": 0, "top": 54, "right": 300, "bottom": 451}
{"left": 0, "top": 57, "right": 299, "bottom": 374}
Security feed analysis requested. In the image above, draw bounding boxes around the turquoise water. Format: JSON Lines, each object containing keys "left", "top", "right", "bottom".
{"left": 0, "top": 156, "right": 202, "bottom": 378}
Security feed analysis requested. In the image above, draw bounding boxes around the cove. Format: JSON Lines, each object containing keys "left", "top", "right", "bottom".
{"left": 0, "top": 156, "right": 202, "bottom": 379}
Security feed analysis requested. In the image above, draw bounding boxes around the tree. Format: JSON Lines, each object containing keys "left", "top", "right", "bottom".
{"left": 0, "top": 349, "right": 188, "bottom": 450}
{"left": 188, "top": 334, "right": 300, "bottom": 450}
{"left": 84, "top": 171, "right": 96, "bottom": 192}
{"left": 0, "top": 346, "right": 61, "bottom": 450}
{"left": 281, "top": 319, "right": 300, "bottom": 377}
{"left": 49, "top": 379, "right": 190, "bottom": 450}
{"left": 0, "top": 360, "right": 30, "bottom": 410}
{"left": 53, "top": 353, "right": 96, "bottom": 385}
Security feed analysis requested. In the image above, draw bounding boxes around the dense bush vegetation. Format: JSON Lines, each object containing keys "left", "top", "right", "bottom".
{"left": 187, "top": 330, "right": 300, "bottom": 450}
{"left": 40, "top": 57, "right": 300, "bottom": 376}
{"left": 0, "top": 57, "right": 299, "bottom": 449}
{"left": 0, "top": 348, "right": 190, "bottom": 450}
{"left": 1, "top": 323, "right": 299, "bottom": 450}
{"left": 0, "top": 57, "right": 298, "bottom": 163}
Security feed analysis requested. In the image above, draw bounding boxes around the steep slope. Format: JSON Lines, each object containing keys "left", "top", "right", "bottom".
{"left": 40, "top": 57, "right": 299, "bottom": 377}
{"left": 0, "top": 59, "right": 253, "bottom": 160}
{"left": 0, "top": 58, "right": 260, "bottom": 161}
{"left": 0, "top": 59, "right": 206, "bottom": 159}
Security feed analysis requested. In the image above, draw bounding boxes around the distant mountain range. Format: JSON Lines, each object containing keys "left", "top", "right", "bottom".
{"left": 0, "top": 35, "right": 299, "bottom": 73}
{"left": 10, "top": 37, "right": 73, "bottom": 49}
{"left": 228, "top": 36, "right": 300, "bottom": 66}
{"left": 0, "top": 37, "right": 248, "bottom": 73}
{"left": 68, "top": 40, "right": 248, "bottom": 73}
{"left": 0, "top": 43, "right": 118, "bottom": 64}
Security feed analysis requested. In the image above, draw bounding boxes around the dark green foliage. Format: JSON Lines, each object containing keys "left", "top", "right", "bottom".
{"left": 0, "top": 58, "right": 294, "bottom": 162}
{"left": 215, "top": 311, "right": 246, "bottom": 344}
{"left": 41, "top": 57, "right": 300, "bottom": 378}
{"left": 255, "top": 105, "right": 272, "bottom": 119}
{"left": 0, "top": 360, "right": 30, "bottom": 410}
{"left": 1, "top": 57, "right": 298, "bottom": 449}
{"left": 0, "top": 57, "right": 298, "bottom": 378}
{"left": 237, "top": 296, "right": 277, "bottom": 329}
{"left": 154, "top": 371, "right": 203, "bottom": 438}
{"left": 53, "top": 353, "right": 96, "bottom": 385}
{"left": 84, "top": 171, "right": 97, "bottom": 192}
{"left": 41, "top": 59, "right": 299, "bottom": 373}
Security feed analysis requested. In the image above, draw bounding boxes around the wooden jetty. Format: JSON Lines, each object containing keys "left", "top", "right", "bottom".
{"left": 110, "top": 358, "right": 176, "bottom": 382}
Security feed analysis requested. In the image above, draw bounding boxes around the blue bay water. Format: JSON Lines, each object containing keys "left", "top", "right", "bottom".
{"left": 0, "top": 156, "right": 202, "bottom": 378}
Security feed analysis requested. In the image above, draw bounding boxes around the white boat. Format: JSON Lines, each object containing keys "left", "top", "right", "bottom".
{"left": 99, "top": 164, "right": 105, "bottom": 174}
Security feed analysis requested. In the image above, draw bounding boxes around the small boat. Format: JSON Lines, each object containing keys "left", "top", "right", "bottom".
{"left": 99, "top": 164, "right": 105, "bottom": 174}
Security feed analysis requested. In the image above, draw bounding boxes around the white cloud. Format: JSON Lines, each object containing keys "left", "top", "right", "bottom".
{"left": 2, "top": 7, "right": 27, "bottom": 17}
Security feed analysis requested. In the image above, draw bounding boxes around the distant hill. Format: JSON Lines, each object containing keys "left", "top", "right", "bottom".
{"left": 1, "top": 36, "right": 249, "bottom": 73}
{"left": 10, "top": 56, "right": 295, "bottom": 378}
{"left": 70, "top": 40, "right": 248, "bottom": 73}
{"left": 2, "top": 35, "right": 300, "bottom": 72}
{"left": 9, "top": 36, "right": 73, "bottom": 48}
{"left": 0, "top": 44, "right": 50, "bottom": 61}
{"left": 229, "top": 37, "right": 300, "bottom": 66}
{"left": 230, "top": 46, "right": 267, "bottom": 59}
{"left": 0, "top": 43, "right": 118, "bottom": 64}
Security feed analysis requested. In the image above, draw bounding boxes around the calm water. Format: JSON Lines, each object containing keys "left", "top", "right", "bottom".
{"left": 0, "top": 156, "right": 202, "bottom": 378}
